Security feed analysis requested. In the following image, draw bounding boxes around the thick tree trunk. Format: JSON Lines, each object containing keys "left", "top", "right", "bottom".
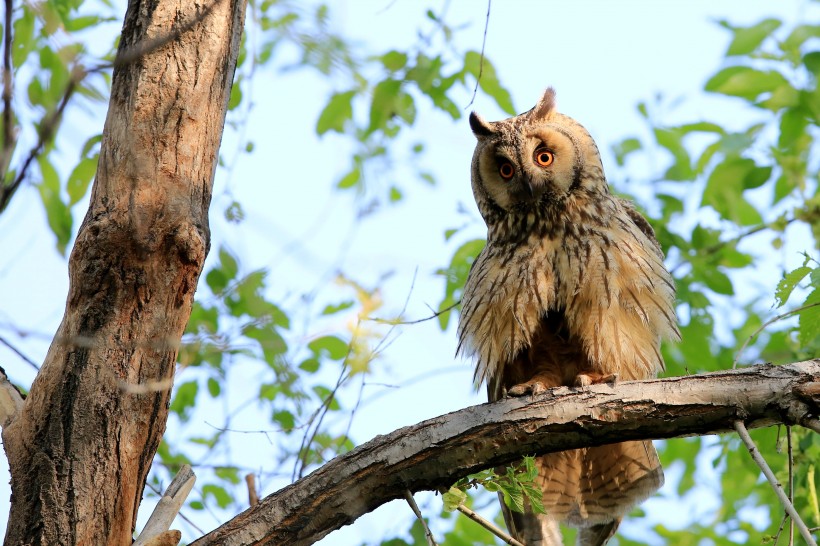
{"left": 2, "top": 1, "right": 246, "bottom": 544}
{"left": 191, "top": 360, "right": 820, "bottom": 546}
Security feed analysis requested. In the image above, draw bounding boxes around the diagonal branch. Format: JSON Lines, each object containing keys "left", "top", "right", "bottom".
{"left": 191, "top": 359, "right": 820, "bottom": 546}
{"left": 734, "top": 421, "right": 816, "bottom": 545}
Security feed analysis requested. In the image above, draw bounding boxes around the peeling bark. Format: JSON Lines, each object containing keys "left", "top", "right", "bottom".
{"left": 191, "top": 360, "right": 820, "bottom": 546}
{"left": 2, "top": 1, "right": 246, "bottom": 544}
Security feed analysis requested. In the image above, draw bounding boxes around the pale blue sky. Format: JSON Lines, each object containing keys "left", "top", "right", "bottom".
{"left": 0, "top": 1, "right": 817, "bottom": 543}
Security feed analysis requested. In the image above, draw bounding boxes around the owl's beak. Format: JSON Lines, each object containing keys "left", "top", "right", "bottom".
{"left": 525, "top": 180, "right": 535, "bottom": 197}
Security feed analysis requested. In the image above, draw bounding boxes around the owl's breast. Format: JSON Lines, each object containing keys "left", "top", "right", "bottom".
{"left": 457, "top": 236, "right": 561, "bottom": 386}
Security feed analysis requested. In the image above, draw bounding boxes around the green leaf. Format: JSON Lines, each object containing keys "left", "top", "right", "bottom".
{"left": 244, "top": 324, "right": 287, "bottom": 363}
{"left": 321, "top": 301, "right": 354, "bottom": 315}
{"left": 308, "top": 335, "right": 349, "bottom": 360}
{"left": 691, "top": 225, "right": 720, "bottom": 250}
{"left": 186, "top": 302, "right": 218, "bottom": 334}
{"left": 804, "top": 51, "right": 820, "bottom": 76}
{"left": 463, "top": 51, "right": 515, "bottom": 115}
{"left": 298, "top": 357, "right": 320, "bottom": 373}
{"left": 36, "top": 156, "right": 72, "bottom": 254}
{"left": 219, "top": 247, "right": 239, "bottom": 281}
{"left": 782, "top": 24, "right": 820, "bottom": 53}
{"left": 206, "top": 267, "right": 229, "bottom": 295}
{"left": 273, "top": 410, "right": 295, "bottom": 431}
{"left": 12, "top": 7, "right": 35, "bottom": 68}
{"left": 775, "top": 265, "right": 811, "bottom": 307}
{"left": 799, "top": 288, "right": 820, "bottom": 346}
{"left": 380, "top": 50, "right": 408, "bottom": 71}
{"left": 654, "top": 128, "right": 695, "bottom": 181}
{"left": 389, "top": 186, "right": 402, "bottom": 202}
{"left": 701, "top": 268, "right": 734, "bottom": 295}
{"left": 312, "top": 385, "right": 340, "bottom": 410}
{"left": 316, "top": 90, "right": 355, "bottom": 135}
{"left": 437, "top": 238, "right": 486, "bottom": 329}
{"left": 725, "top": 18, "right": 781, "bottom": 56}
{"left": 442, "top": 486, "right": 467, "bottom": 511}
{"left": 66, "top": 156, "right": 97, "bottom": 205}
{"left": 677, "top": 121, "right": 727, "bottom": 135}
{"left": 367, "top": 79, "right": 402, "bottom": 134}
{"left": 704, "top": 67, "right": 789, "bottom": 101}
{"left": 202, "top": 484, "right": 233, "bottom": 509}
{"left": 337, "top": 167, "right": 360, "bottom": 189}
{"left": 228, "top": 80, "right": 242, "bottom": 110}
{"left": 701, "top": 158, "right": 764, "bottom": 225}
{"left": 678, "top": 311, "right": 717, "bottom": 371}
{"left": 214, "top": 467, "right": 241, "bottom": 485}
{"left": 170, "top": 381, "right": 199, "bottom": 422}
{"left": 64, "top": 15, "right": 108, "bottom": 32}
{"left": 207, "top": 377, "right": 220, "bottom": 397}
{"left": 657, "top": 194, "right": 684, "bottom": 220}
{"left": 612, "top": 137, "right": 641, "bottom": 167}
{"left": 80, "top": 134, "right": 103, "bottom": 158}
{"left": 779, "top": 107, "right": 809, "bottom": 149}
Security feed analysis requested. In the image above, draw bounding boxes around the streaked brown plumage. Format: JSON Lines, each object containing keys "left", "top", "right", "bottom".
{"left": 457, "top": 88, "right": 680, "bottom": 545}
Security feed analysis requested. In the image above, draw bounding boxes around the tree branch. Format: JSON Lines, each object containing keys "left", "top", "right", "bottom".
{"left": 191, "top": 359, "right": 820, "bottom": 546}
{"left": 733, "top": 421, "right": 816, "bottom": 545}
{"left": 134, "top": 464, "right": 196, "bottom": 546}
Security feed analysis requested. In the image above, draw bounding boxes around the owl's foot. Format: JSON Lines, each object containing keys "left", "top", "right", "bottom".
{"left": 507, "top": 378, "right": 549, "bottom": 397}
{"left": 574, "top": 372, "right": 618, "bottom": 388}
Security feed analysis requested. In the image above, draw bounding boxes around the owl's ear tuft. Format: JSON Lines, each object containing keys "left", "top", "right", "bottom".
{"left": 469, "top": 112, "right": 495, "bottom": 138}
{"left": 530, "top": 87, "right": 557, "bottom": 122}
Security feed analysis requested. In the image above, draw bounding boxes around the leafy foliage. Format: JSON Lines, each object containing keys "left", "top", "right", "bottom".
{"left": 445, "top": 456, "right": 546, "bottom": 516}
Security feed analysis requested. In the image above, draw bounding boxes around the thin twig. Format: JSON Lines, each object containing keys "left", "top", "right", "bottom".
{"left": 368, "top": 300, "right": 459, "bottom": 326}
{"left": 773, "top": 513, "right": 788, "bottom": 545}
{"left": 246, "top": 474, "right": 259, "bottom": 507}
{"left": 403, "top": 490, "right": 437, "bottom": 546}
{"left": 0, "top": 334, "right": 40, "bottom": 370}
{"left": 465, "top": 0, "right": 491, "bottom": 110}
{"left": 455, "top": 503, "right": 524, "bottom": 546}
{"left": 670, "top": 216, "right": 796, "bottom": 276}
{"left": 0, "top": 75, "right": 75, "bottom": 211}
{"left": 734, "top": 302, "right": 820, "bottom": 368}
{"left": 789, "top": 426, "right": 794, "bottom": 546}
{"left": 733, "top": 421, "right": 816, "bottom": 545}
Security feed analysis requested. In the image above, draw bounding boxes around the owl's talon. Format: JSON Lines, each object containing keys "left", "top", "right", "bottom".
{"left": 574, "top": 372, "right": 618, "bottom": 388}
{"left": 508, "top": 380, "right": 548, "bottom": 397}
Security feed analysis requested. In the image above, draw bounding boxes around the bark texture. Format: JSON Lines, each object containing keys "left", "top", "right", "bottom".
{"left": 2, "top": 1, "right": 246, "bottom": 544}
{"left": 191, "top": 360, "right": 820, "bottom": 546}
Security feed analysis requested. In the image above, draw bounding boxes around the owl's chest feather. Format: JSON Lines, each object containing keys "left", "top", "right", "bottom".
{"left": 458, "top": 217, "right": 676, "bottom": 387}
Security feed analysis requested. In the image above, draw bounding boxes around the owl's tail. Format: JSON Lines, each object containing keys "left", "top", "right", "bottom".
{"left": 502, "top": 441, "right": 663, "bottom": 546}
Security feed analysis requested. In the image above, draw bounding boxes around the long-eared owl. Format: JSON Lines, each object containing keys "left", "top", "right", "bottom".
{"left": 457, "top": 88, "right": 680, "bottom": 546}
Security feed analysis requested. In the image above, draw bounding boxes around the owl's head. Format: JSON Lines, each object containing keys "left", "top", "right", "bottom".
{"left": 469, "top": 88, "right": 607, "bottom": 225}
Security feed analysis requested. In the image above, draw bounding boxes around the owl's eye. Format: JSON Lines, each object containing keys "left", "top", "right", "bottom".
{"left": 534, "top": 148, "right": 554, "bottom": 167}
{"left": 499, "top": 161, "right": 515, "bottom": 180}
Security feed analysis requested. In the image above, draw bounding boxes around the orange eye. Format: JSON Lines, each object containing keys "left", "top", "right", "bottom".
{"left": 499, "top": 161, "right": 515, "bottom": 180}
{"left": 534, "top": 149, "right": 554, "bottom": 167}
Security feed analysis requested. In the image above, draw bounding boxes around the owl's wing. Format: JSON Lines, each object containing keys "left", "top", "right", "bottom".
{"left": 620, "top": 198, "right": 664, "bottom": 257}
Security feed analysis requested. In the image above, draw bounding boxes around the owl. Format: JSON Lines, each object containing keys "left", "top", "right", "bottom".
{"left": 457, "top": 88, "right": 680, "bottom": 545}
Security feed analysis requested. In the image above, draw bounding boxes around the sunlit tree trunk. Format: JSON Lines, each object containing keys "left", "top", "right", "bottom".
{"left": 2, "top": 0, "right": 246, "bottom": 543}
